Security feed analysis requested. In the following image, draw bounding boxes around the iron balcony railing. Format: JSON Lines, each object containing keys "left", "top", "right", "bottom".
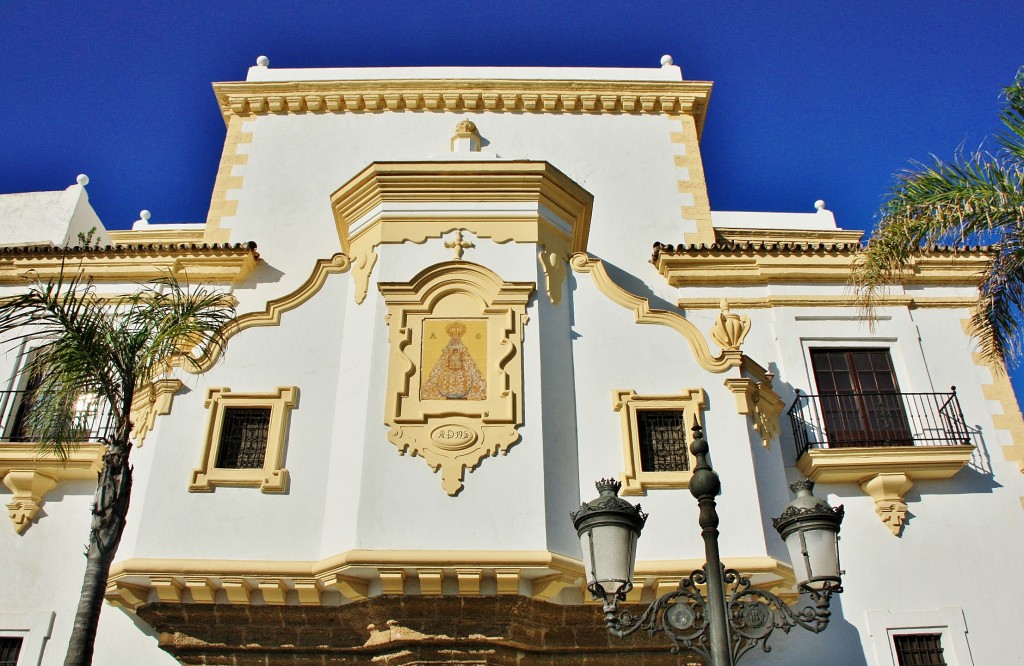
{"left": 0, "top": 389, "right": 115, "bottom": 444}
{"left": 789, "top": 388, "right": 970, "bottom": 460}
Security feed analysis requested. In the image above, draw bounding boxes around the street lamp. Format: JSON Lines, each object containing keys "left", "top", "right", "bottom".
{"left": 571, "top": 424, "right": 844, "bottom": 666}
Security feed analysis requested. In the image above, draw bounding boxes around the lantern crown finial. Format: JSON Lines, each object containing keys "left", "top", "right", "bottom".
{"left": 595, "top": 478, "right": 622, "bottom": 495}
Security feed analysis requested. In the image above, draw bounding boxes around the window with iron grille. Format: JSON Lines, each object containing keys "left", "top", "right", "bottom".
{"left": 215, "top": 407, "right": 272, "bottom": 469}
{"left": 637, "top": 409, "right": 689, "bottom": 472}
{"left": 0, "top": 637, "right": 22, "bottom": 666}
{"left": 894, "top": 633, "right": 947, "bottom": 666}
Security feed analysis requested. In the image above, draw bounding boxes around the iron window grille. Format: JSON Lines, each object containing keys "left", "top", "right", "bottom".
{"left": 215, "top": 407, "right": 272, "bottom": 469}
{"left": 894, "top": 633, "right": 947, "bottom": 666}
{"left": 636, "top": 409, "right": 689, "bottom": 472}
{"left": 0, "top": 637, "right": 22, "bottom": 666}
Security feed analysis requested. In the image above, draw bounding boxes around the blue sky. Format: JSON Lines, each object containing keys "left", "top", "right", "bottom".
{"left": 2, "top": 1, "right": 1023, "bottom": 397}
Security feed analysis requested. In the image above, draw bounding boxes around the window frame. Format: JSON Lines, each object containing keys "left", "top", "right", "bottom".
{"left": 189, "top": 386, "right": 298, "bottom": 493}
{"left": 866, "top": 608, "right": 973, "bottom": 666}
{"left": 612, "top": 388, "right": 706, "bottom": 496}
{"left": 0, "top": 611, "right": 54, "bottom": 666}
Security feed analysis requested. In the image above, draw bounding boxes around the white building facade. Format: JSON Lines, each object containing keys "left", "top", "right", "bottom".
{"left": 1, "top": 61, "right": 1021, "bottom": 666}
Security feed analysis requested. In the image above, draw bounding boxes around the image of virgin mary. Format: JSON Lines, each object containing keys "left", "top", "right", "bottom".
{"left": 421, "top": 322, "right": 487, "bottom": 400}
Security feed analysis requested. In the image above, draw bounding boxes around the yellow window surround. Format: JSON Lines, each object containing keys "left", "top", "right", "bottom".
{"left": 189, "top": 386, "right": 298, "bottom": 494}
{"left": 613, "top": 388, "right": 707, "bottom": 496}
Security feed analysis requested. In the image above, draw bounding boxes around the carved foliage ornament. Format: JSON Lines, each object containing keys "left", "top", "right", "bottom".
{"left": 379, "top": 262, "right": 533, "bottom": 495}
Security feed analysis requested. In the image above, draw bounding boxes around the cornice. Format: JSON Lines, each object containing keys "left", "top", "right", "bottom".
{"left": 108, "top": 228, "right": 207, "bottom": 246}
{"left": 0, "top": 243, "right": 260, "bottom": 284}
{"left": 676, "top": 296, "right": 980, "bottom": 310}
{"left": 212, "top": 78, "right": 713, "bottom": 133}
{"left": 652, "top": 242, "right": 990, "bottom": 287}
{"left": 713, "top": 227, "right": 865, "bottom": 245}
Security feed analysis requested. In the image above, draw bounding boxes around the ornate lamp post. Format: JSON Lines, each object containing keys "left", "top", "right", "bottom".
{"left": 571, "top": 425, "right": 844, "bottom": 665}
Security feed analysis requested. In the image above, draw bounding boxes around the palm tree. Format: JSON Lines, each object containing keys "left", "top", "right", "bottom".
{"left": 854, "top": 68, "right": 1024, "bottom": 367}
{"left": 0, "top": 269, "right": 234, "bottom": 666}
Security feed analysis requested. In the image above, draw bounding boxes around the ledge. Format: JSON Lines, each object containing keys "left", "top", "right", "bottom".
{"left": 797, "top": 445, "right": 975, "bottom": 536}
{"left": 0, "top": 444, "right": 104, "bottom": 533}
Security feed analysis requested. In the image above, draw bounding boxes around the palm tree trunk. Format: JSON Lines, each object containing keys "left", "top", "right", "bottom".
{"left": 64, "top": 444, "right": 133, "bottom": 666}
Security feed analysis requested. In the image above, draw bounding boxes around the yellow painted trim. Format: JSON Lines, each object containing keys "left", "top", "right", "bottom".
{"left": 130, "top": 379, "right": 184, "bottom": 447}
{"left": 183, "top": 253, "right": 351, "bottom": 373}
{"left": 656, "top": 248, "right": 989, "bottom": 287}
{"left": 105, "top": 550, "right": 795, "bottom": 609}
{"left": 330, "top": 161, "right": 593, "bottom": 304}
{"left": 189, "top": 386, "right": 298, "bottom": 493}
{"left": 612, "top": 389, "right": 706, "bottom": 495}
{"left": 796, "top": 445, "right": 975, "bottom": 484}
{"left": 677, "top": 296, "right": 978, "bottom": 310}
{"left": 379, "top": 262, "right": 533, "bottom": 495}
{"left": 724, "top": 377, "right": 784, "bottom": 448}
{"left": 108, "top": 228, "right": 206, "bottom": 246}
{"left": 0, "top": 444, "right": 104, "bottom": 533}
{"left": 962, "top": 319, "right": 1024, "bottom": 475}
{"left": 569, "top": 252, "right": 741, "bottom": 373}
{"left": 713, "top": 227, "right": 864, "bottom": 245}
{"left": 204, "top": 114, "right": 253, "bottom": 244}
{"left": 213, "top": 78, "right": 713, "bottom": 130}
{"left": 671, "top": 114, "right": 713, "bottom": 245}
{"left": 860, "top": 472, "right": 915, "bottom": 537}
{"left": 0, "top": 247, "right": 258, "bottom": 284}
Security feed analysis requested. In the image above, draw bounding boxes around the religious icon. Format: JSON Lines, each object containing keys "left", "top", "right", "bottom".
{"left": 421, "top": 320, "right": 487, "bottom": 400}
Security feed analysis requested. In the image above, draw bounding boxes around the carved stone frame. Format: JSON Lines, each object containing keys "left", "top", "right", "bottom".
{"left": 379, "top": 262, "right": 533, "bottom": 495}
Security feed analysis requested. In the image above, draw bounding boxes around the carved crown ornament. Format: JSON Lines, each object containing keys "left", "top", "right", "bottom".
{"left": 379, "top": 261, "right": 533, "bottom": 495}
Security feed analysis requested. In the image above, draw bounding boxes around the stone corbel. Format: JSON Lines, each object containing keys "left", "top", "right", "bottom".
{"left": 724, "top": 377, "right": 784, "bottom": 448}
{"left": 130, "top": 378, "right": 184, "bottom": 447}
{"left": 351, "top": 250, "right": 378, "bottom": 304}
{"left": 0, "top": 444, "right": 104, "bottom": 533}
{"left": 860, "top": 473, "right": 914, "bottom": 537}
{"left": 538, "top": 250, "right": 567, "bottom": 305}
{"left": 3, "top": 470, "right": 59, "bottom": 534}
{"left": 710, "top": 299, "right": 750, "bottom": 352}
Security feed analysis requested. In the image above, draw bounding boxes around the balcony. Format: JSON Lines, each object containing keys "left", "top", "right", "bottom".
{"left": 789, "top": 389, "right": 971, "bottom": 459}
{"left": 788, "top": 389, "right": 975, "bottom": 535}
{"left": 0, "top": 389, "right": 109, "bottom": 533}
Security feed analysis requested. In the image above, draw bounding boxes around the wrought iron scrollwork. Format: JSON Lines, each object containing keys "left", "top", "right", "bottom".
{"left": 603, "top": 565, "right": 839, "bottom": 664}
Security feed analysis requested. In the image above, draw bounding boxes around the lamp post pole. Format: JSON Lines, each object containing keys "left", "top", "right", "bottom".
{"left": 571, "top": 424, "right": 845, "bottom": 666}
{"left": 688, "top": 427, "right": 733, "bottom": 666}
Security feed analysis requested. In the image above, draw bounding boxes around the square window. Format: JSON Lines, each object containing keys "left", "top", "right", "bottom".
{"left": 0, "top": 637, "right": 22, "bottom": 666}
{"left": 189, "top": 387, "right": 298, "bottom": 493}
{"left": 894, "top": 634, "right": 947, "bottom": 665}
{"left": 613, "top": 389, "right": 705, "bottom": 495}
{"left": 636, "top": 410, "right": 689, "bottom": 472}
{"left": 215, "top": 407, "right": 272, "bottom": 469}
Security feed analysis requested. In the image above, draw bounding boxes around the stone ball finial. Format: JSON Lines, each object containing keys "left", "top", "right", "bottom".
{"left": 139, "top": 210, "right": 151, "bottom": 222}
{"left": 76, "top": 174, "right": 89, "bottom": 186}
{"left": 660, "top": 54, "right": 674, "bottom": 67}
{"left": 814, "top": 199, "right": 826, "bottom": 211}
{"left": 256, "top": 55, "right": 269, "bottom": 67}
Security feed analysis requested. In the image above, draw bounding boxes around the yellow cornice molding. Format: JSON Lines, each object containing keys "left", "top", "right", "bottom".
{"left": 330, "top": 160, "right": 594, "bottom": 252}
{"left": 213, "top": 78, "right": 713, "bottom": 132}
{"left": 107, "top": 228, "right": 206, "bottom": 246}
{"left": 105, "top": 550, "right": 794, "bottom": 609}
{"left": 0, "top": 246, "right": 259, "bottom": 284}
{"left": 184, "top": 253, "right": 351, "bottom": 373}
{"left": 569, "top": 252, "right": 740, "bottom": 373}
{"left": 1, "top": 444, "right": 104, "bottom": 534}
{"left": 654, "top": 250, "right": 989, "bottom": 287}
{"left": 677, "top": 296, "right": 979, "bottom": 310}
{"left": 713, "top": 227, "right": 865, "bottom": 245}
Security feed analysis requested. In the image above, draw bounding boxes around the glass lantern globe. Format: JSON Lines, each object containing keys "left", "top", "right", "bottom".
{"left": 772, "top": 479, "right": 844, "bottom": 591}
{"left": 570, "top": 478, "right": 648, "bottom": 601}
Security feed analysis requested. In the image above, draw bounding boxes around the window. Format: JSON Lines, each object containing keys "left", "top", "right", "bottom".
{"left": 810, "top": 348, "right": 912, "bottom": 447}
{"left": 215, "top": 407, "right": 272, "bottom": 469}
{"left": 0, "top": 638, "right": 21, "bottom": 666}
{"left": 189, "top": 387, "right": 298, "bottom": 493}
{"left": 866, "top": 608, "right": 973, "bottom": 666}
{"left": 636, "top": 410, "right": 689, "bottom": 472}
{"left": 895, "top": 634, "right": 947, "bottom": 665}
{"left": 613, "top": 389, "right": 705, "bottom": 495}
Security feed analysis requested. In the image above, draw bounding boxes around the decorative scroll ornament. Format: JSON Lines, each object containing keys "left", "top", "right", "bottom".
{"left": 605, "top": 565, "right": 838, "bottom": 665}
{"left": 351, "top": 251, "right": 378, "bottom": 304}
{"left": 724, "top": 377, "right": 785, "bottom": 448}
{"left": 710, "top": 299, "right": 751, "bottom": 352}
{"left": 444, "top": 229, "right": 475, "bottom": 260}
{"left": 538, "top": 250, "right": 567, "bottom": 305}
